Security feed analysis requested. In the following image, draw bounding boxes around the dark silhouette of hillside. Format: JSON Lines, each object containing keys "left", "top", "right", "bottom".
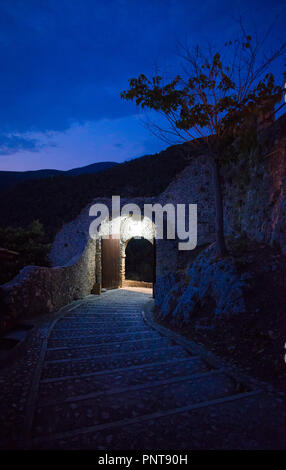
{"left": 0, "top": 161, "right": 118, "bottom": 192}
{"left": 0, "top": 143, "right": 192, "bottom": 241}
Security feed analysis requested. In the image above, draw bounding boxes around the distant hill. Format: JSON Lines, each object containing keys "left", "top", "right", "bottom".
{"left": 65, "top": 161, "right": 119, "bottom": 176}
{"left": 0, "top": 143, "right": 195, "bottom": 241}
{"left": 0, "top": 161, "right": 118, "bottom": 192}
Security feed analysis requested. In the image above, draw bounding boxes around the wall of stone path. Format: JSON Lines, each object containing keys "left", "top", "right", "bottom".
{"left": 0, "top": 238, "right": 95, "bottom": 332}
{"left": 1, "top": 115, "right": 285, "bottom": 332}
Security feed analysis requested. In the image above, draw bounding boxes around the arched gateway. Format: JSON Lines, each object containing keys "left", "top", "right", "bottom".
{"left": 94, "top": 214, "right": 156, "bottom": 294}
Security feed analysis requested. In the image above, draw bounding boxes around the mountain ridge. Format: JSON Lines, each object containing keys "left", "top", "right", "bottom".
{"left": 0, "top": 161, "right": 118, "bottom": 191}
{"left": 0, "top": 142, "right": 193, "bottom": 240}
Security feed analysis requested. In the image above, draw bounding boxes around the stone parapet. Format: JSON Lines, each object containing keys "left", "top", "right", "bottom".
{"left": 0, "top": 238, "right": 95, "bottom": 333}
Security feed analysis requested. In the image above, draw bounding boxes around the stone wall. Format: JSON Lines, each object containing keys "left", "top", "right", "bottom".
{"left": 154, "top": 115, "right": 286, "bottom": 321}
{"left": 154, "top": 244, "right": 249, "bottom": 324}
{"left": 1, "top": 114, "right": 285, "bottom": 332}
{"left": 49, "top": 115, "right": 286, "bottom": 283}
{"left": 220, "top": 115, "right": 286, "bottom": 253}
{"left": 0, "top": 238, "right": 95, "bottom": 332}
{"left": 156, "top": 114, "right": 286, "bottom": 278}
{"left": 49, "top": 197, "right": 157, "bottom": 283}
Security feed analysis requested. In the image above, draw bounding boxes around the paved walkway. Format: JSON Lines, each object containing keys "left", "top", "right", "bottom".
{"left": 0, "top": 288, "right": 286, "bottom": 449}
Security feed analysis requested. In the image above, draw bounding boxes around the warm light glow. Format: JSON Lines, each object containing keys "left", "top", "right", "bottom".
{"left": 98, "top": 215, "right": 155, "bottom": 243}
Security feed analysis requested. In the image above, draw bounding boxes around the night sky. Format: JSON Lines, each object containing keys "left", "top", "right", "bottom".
{"left": 0, "top": 0, "right": 285, "bottom": 171}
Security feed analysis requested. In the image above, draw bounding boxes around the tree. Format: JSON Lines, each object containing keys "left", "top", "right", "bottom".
{"left": 121, "top": 28, "right": 285, "bottom": 257}
{"left": 0, "top": 220, "right": 51, "bottom": 284}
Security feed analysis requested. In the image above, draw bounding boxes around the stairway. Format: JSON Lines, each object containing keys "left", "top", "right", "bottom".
{"left": 23, "top": 289, "right": 284, "bottom": 449}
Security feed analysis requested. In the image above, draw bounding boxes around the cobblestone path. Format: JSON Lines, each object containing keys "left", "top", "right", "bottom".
{"left": 0, "top": 288, "right": 286, "bottom": 449}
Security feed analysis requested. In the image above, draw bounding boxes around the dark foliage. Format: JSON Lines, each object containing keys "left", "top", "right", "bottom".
{"left": 0, "top": 220, "right": 51, "bottom": 284}
{"left": 0, "top": 144, "right": 191, "bottom": 241}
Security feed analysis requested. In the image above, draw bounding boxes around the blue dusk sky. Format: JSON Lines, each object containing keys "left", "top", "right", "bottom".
{"left": 0, "top": 0, "right": 285, "bottom": 171}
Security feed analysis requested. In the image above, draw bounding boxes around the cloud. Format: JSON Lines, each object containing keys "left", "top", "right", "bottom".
{"left": 0, "top": 0, "right": 284, "bottom": 169}
{"left": 0, "top": 114, "right": 168, "bottom": 171}
{"left": 0, "top": 133, "right": 43, "bottom": 156}
{"left": 0, "top": 0, "right": 183, "bottom": 135}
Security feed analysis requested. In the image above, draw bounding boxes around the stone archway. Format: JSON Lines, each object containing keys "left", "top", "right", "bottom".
{"left": 95, "top": 213, "right": 156, "bottom": 294}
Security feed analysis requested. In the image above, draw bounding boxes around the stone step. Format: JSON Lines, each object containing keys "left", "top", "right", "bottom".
{"left": 63, "top": 313, "right": 142, "bottom": 320}
{"left": 38, "top": 356, "right": 211, "bottom": 403}
{"left": 32, "top": 372, "right": 240, "bottom": 437}
{"left": 47, "top": 330, "right": 161, "bottom": 349}
{"left": 45, "top": 345, "right": 188, "bottom": 365}
{"left": 49, "top": 325, "right": 150, "bottom": 339}
{"left": 41, "top": 346, "right": 191, "bottom": 379}
{"left": 45, "top": 337, "right": 171, "bottom": 361}
{"left": 32, "top": 390, "right": 262, "bottom": 450}
{"left": 38, "top": 369, "right": 222, "bottom": 408}
{"left": 72, "top": 308, "right": 143, "bottom": 312}
{"left": 40, "top": 357, "right": 200, "bottom": 384}
{"left": 66, "top": 308, "right": 143, "bottom": 312}
{"left": 56, "top": 319, "right": 146, "bottom": 329}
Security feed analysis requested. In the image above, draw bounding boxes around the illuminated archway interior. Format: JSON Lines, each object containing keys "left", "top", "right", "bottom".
{"left": 95, "top": 214, "right": 156, "bottom": 291}
{"left": 125, "top": 237, "right": 154, "bottom": 283}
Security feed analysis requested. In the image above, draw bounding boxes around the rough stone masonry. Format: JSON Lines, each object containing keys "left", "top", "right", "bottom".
{"left": 0, "top": 114, "right": 285, "bottom": 331}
